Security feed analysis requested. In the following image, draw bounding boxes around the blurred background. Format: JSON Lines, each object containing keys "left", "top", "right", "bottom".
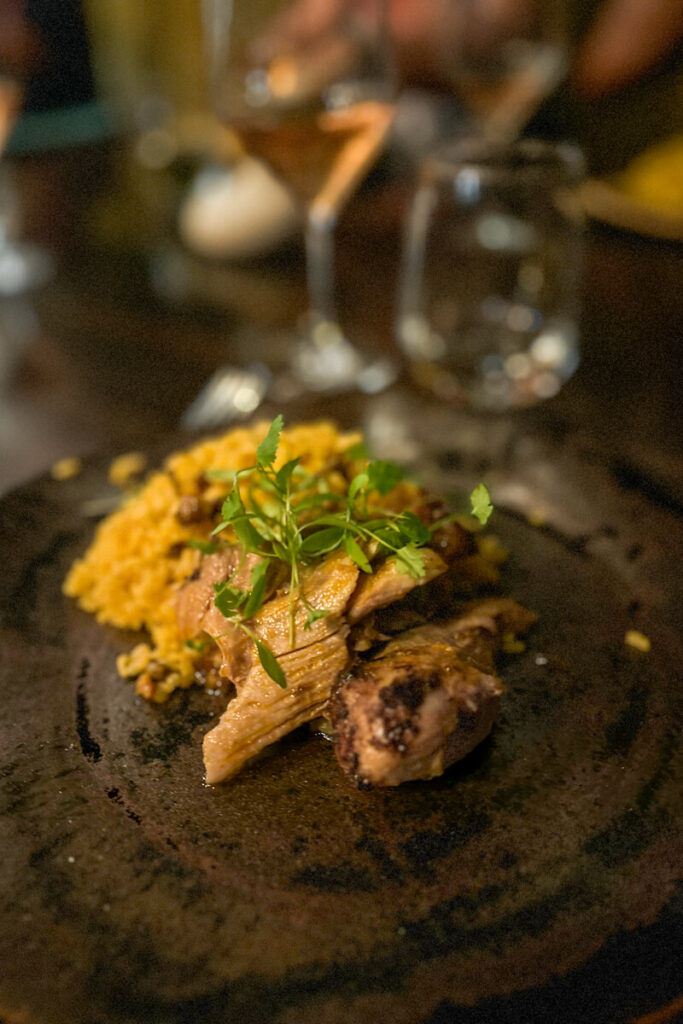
{"left": 0, "top": 0, "right": 682, "bottom": 494}
{"left": 8, "top": 0, "right": 683, "bottom": 190}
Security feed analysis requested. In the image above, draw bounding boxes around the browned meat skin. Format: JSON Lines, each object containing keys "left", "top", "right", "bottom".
{"left": 202, "top": 550, "right": 360, "bottom": 784}
{"left": 248, "top": 549, "right": 359, "bottom": 657}
{"left": 346, "top": 548, "right": 447, "bottom": 624}
{"left": 204, "top": 627, "right": 351, "bottom": 785}
{"left": 175, "top": 548, "right": 266, "bottom": 684}
{"left": 414, "top": 500, "right": 473, "bottom": 563}
{"left": 330, "top": 598, "right": 536, "bottom": 788}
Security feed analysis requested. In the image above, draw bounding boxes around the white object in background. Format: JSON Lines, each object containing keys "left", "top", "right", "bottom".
{"left": 178, "top": 158, "right": 300, "bottom": 260}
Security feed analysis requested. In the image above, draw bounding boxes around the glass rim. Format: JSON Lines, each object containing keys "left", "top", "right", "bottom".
{"left": 423, "top": 136, "right": 586, "bottom": 185}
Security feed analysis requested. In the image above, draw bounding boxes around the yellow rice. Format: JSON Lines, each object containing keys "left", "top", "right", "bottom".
{"left": 63, "top": 420, "right": 365, "bottom": 701}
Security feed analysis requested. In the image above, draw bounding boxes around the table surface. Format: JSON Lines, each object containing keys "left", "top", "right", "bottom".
{"left": 1, "top": 135, "right": 681, "bottom": 1024}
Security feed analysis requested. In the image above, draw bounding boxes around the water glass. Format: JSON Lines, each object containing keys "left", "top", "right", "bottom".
{"left": 397, "top": 138, "right": 585, "bottom": 412}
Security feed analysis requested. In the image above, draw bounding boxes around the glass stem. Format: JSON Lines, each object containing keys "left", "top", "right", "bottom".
{"left": 294, "top": 202, "right": 362, "bottom": 389}
{"left": 305, "top": 204, "right": 341, "bottom": 337}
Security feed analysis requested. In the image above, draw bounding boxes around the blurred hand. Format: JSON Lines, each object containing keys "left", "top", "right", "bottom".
{"left": 388, "top": 0, "right": 535, "bottom": 87}
{"left": 573, "top": 0, "right": 683, "bottom": 98}
{"left": 386, "top": 0, "right": 683, "bottom": 98}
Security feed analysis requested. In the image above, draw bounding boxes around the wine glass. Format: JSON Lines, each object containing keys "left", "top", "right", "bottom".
{"left": 365, "top": 2, "right": 575, "bottom": 486}
{"left": 419, "top": 0, "right": 570, "bottom": 145}
{"left": 201, "top": 0, "right": 396, "bottom": 394}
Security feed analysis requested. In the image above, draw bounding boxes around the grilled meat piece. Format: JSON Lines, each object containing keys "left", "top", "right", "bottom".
{"left": 204, "top": 627, "right": 351, "bottom": 785}
{"left": 177, "top": 521, "right": 524, "bottom": 786}
{"left": 184, "top": 540, "right": 461, "bottom": 784}
{"left": 176, "top": 548, "right": 265, "bottom": 683}
{"left": 202, "top": 550, "right": 360, "bottom": 784}
{"left": 176, "top": 548, "right": 271, "bottom": 641}
{"left": 346, "top": 548, "right": 447, "bottom": 624}
{"left": 330, "top": 598, "right": 536, "bottom": 788}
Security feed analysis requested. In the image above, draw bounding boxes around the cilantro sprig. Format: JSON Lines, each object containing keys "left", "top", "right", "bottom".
{"left": 194, "top": 416, "right": 493, "bottom": 688}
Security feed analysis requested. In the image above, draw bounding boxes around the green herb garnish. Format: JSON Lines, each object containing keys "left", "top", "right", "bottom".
{"left": 196, "top": 417, "right": 493, "bottom": 688}
{"left": 470, "top": 482, "right": 494, "bottom": 526}
{"left": 187, "top": 538, "right": 218, "bottom": 555}
{"left": 185, "top": 637, "right": 208, "bottom": 652}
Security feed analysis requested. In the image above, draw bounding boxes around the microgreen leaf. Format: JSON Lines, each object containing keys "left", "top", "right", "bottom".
{"left": 256, "top": 415, "right": 283, "bottom": 468}
{"left": 187, "top": 539, "right": 218, "bottom": 555}
{"left": 276, "top": 457, "right": 301, "bottom": 492}
{"left": 220, "top": 486, "right": 245, "bottom": 522}
{"left": 244, "top": 491, "right": 279, "bottom": 540}
{"left": 393, "top": 544, "right": 426, "bottom": 578}
{"left": 304, "top": 607, "right": 328, "bottom": 630}
{"left": 367, "top": 460, "right": 404, "bottom": 496}
{"left": 397, "top": 511, "right": 432, "bottom": 545}
{"left": 232, "top": 516, "right": 267, "bottom": 554}
{"left": 205, "top": 468, "right": 236, "bottom": 483}
{"left": 270, "top": 540, "right": 290, "bottom": 563}
{"left": 300, "top": 526, "right": 344, "bottom": 557}
{"left": 307, "top": 513, "right": 350, "bottom": 529}
{"left": 344, "top": 534, "right": 372, "bottom": 573}
{"left": 348, "top": 472, "right": 369, "bottom": 501}
{"left": 254, "top": 638, "right": 286, "bottom": 688}
{"left": 243, "top": 560, "right": 269, "bottom": 618}
{"left": 213, "top": 581, "right": 248, "bottom": 617}
{"left": 372, "top": 524, "right": 404, "bottom": 551}
{"left": 470, "top": 483, "right": 493, "bottom": 525}
{"left": 185, "top": 637, "right": 208, "bottom": 652}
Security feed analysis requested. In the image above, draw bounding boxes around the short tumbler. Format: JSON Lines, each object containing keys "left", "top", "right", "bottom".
{"left": 398, "top": 138, "right": 585, "bottom": 411}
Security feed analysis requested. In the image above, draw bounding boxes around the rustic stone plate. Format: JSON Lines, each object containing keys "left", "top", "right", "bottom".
{"left": 0, "top": 414, "right": 681, "bottom": 1024}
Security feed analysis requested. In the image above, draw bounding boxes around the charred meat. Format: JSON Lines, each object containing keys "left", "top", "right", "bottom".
{"left": 330, "top": 598, "right": 536, "bottom": 788}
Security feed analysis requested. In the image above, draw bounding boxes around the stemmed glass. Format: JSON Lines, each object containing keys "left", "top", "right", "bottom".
{"left": 363, "top": 2, "right": 576, "bottom": 483}
{"left": 424, "top": 0, "right": 570, "bottom": 145}
{"left": 201, "top": 0, "right": 396, "bottom": 394}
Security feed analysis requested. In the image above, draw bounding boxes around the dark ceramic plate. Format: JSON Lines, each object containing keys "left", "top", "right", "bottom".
{"left": 1, "top": 416, "right": 681, "bottom": 1024}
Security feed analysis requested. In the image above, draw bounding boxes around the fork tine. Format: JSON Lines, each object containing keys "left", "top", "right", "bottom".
{"left": 181, "top": 363, "right": 271, "bottom": 432}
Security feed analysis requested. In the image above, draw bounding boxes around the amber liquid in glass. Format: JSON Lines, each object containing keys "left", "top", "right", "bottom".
{"left": 235, "top": 99, "right": 394, "bottom": 213}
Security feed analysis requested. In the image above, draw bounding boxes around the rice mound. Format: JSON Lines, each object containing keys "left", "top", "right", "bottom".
{"left": 63, "top": 420, "right": 362, "bottom": 701}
